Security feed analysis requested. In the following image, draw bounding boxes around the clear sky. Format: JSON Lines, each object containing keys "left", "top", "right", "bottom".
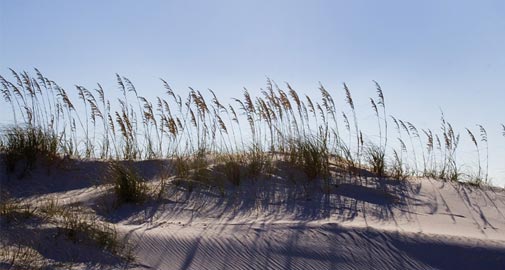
{"left": 1, "top": 0, "right": 504, "bottom": 185}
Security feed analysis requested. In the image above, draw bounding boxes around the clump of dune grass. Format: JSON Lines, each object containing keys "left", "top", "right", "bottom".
{"left": 224, "top": 160, "right": 241, "bottom": 186}
{"left": 0, "top": 192, "right": 36, "bottom": 224}
{"left": 60, "top": 210, "right": 126, "bottom": 257}
{"left": 190, "top": 149, "right": 211, "bottom": 183}
{"left": 39, "top": 199, "right": 134, "bottom": 261}
{"left": 173, "top": 155, "right": 191, "bottom": 180}
{"left": 415, "top": 114, "right": 461, "bottom": 181}
{"left": 0, "top": 126, "right": 59, "bottom": 176}
{"left": 365, "top": 143, "right": 386, "bottom": 177}
{"left": 465, "top": 125, "right": 490, "bottom": 185}
{"left": 1, "top": 196, "right": 134, "bottom": 266}
{"left": 221, "top": 155, "right": 243, "bottom": 186}
{"left": 0, "top": 194, "right": 48, "bottom": 268}
{"left": 172, "top": 151, "right": 216, "bottom": 192}
{"left": 343, "top": 83, "right": 362, "bottom": 171}
{"left": 477, "top": 125, "right": 489, "bottom": 183}
{"left": 466, "top": 127, "right": 483, "bottom": 184}
{"left": 438, "top": 113, "right": 460, "bottom": 181}
{"left": 245, "top": 144, "right": 271, "bottom": 178}
{"left": 108, "top": 162, "right": 148, "bottom": 204}
{"left": 288, "top": 137, "right": 329, "bottom": 180}
{"left": 0, "top": 244, "right": 48, "bottom": 270}
{"left": 390, "top": 149, "right": 408, "bottom": 180}
{"left": 365, "top": 83, "right": 388, "bottom": 178}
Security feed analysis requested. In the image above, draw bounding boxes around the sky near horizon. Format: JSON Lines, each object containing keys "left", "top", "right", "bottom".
{"left": 1, "top": 0, "right": 505, "bottom": 185}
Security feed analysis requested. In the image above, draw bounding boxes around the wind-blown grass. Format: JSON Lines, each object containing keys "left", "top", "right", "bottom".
{"left": 0, "top": 68, "right": 502, "bottom": 187}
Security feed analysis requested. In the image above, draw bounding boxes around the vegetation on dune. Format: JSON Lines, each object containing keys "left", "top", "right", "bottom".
{"left": 0, "top": 194, "right": 134, "bottom": 268}
{"left": 0, "top": 68, "right": 503, "bottom": 269}
{"left": 108, "top": 162, "right": 148, "bottom": 204}
{"left": 0, "top": 126, "right": 59, "bottom": 176}
{"left": 0, "top": 68, "right": 502, "bottom": 188}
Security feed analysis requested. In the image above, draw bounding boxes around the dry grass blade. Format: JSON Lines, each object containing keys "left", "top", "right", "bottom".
{"left": 343, "top": 83, "right": 354, "bottom": 110}
{"left": 370, "top": 98, "right": 378, "bottom": 116}
{"left": 477, "top": 124, "right": 487, "bottom": 142}
{"left": 465, "top": 128, "right": 478, "bottom": 147}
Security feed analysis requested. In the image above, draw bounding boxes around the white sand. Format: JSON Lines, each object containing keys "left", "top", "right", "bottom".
{"left": 2, "top": 160, "right": 505, "bottom": 269}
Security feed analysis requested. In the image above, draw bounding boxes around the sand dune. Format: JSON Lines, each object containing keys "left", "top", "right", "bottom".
{"left": 1, "top": 160, "right": 505, "bottom": 269}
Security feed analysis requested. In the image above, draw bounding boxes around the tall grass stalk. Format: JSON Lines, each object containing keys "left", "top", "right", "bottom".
{"left": 0, "top": 68, "right": 501, "bottom": 186}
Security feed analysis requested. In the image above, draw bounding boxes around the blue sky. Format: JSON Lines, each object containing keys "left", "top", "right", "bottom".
{"left": 1, "top": 0, "right": 505, "bottom": 185}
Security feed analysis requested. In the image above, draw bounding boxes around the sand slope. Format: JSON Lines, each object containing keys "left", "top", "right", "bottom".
{"left": 126, "top": 222, "right": 504, "bottom": 270}
{"left": 2, "top": 160, "right": 505, "bottom": 269}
